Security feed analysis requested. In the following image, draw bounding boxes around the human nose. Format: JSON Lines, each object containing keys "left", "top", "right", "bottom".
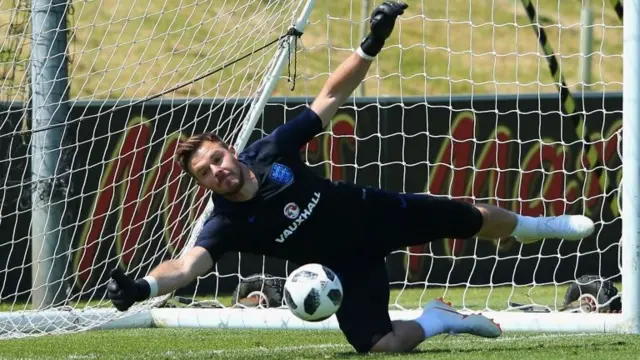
{"left": 211, "top": 164, "right": 224, "bottom": 182}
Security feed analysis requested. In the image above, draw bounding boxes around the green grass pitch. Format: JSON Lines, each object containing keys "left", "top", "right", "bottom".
{"left": 0, "top": 1, "right": 627, "bottom": 357}
{"left": 2, "top": 285, "right": 638, "bottom": 359}
{"left": 2, "top": 329, "right": 639, "bottom": 359}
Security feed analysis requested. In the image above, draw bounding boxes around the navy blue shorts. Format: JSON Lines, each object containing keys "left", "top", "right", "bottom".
{"left": 361, "top": 188, "right": 484, "bottom": 256}
{"left": 333, "top": 188, "right": 484, "bottom": 353}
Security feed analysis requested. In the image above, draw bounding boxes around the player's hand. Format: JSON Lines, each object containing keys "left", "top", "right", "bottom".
{"left": 369, "top": 1, "right": 408, "bottom": 42}
{"left": 107, "top": 268, "right": 139, "bottom": 312}
{"left": 360, "top": 1, "right": 408, "bottom": 58}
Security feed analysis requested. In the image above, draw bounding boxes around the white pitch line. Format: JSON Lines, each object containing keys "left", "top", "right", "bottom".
{"left": 63, "top": 333, "right": 617, "bottom": 359}
{"left": 162, "top": 343, "right": 351, "bottom": 358}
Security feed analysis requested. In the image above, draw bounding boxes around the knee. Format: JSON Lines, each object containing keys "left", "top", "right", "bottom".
{"left": 369, "top": 337, "right": 414, "bottom": 353}
{"left": 371, "top": 339, "right": 412, "bottom": 353}
{"left": 352, "top": 342, "right": 374, "bottom": 354}
{"left": 348, "top": 333, "right": 397, "bottom": 354}
{"left": 462, "top": 203, "right": 487, "bottom": 238}
{"left": 367, "top": 321, "right": 423, "bottom": 353}
{"left": 474, "top": 205, "right": 490, "bottom": 227}
{"left": 347, "top": 337, "right": 376, "bottom": 354}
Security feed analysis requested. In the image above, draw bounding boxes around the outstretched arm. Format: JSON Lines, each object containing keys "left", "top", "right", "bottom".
{"left": 310, "top": 1, "right": 407, "bottom": 127}
{"left": 107, "top": 213, "right": 232, "bottom": 312}
{"left": 269, "top": 2, "right": 407, "bottom": 155}
{"left": 107, "top": 246, "right": 213, "bottom": 311}
{"left": 145, "top": 246, "right": 212, "bottom": 295}
{"left": 310, "top": 53, "right": 373, "bottom": 128}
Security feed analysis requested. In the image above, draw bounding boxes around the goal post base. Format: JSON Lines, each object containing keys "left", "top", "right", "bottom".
{"left": 148, "top": 308, "right": 634, "bottom": 333}
{"left": 0, "top": 308, "right": 634, "bottom": 338}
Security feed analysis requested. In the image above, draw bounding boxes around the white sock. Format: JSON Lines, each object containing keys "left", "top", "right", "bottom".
{"left": 510, "top": 215, "right": 541, "bottom": 241}
{"left": 511, "top": 214, "right": 594, "bottom": 243}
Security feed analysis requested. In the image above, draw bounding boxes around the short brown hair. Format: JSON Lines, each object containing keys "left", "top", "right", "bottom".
{"left": 175, "top": 132, "right": 226, "bottom": 177}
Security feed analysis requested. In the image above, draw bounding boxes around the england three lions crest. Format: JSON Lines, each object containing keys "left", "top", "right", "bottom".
{"left": 269, "top": 163, "right": 294, "bottom": 185}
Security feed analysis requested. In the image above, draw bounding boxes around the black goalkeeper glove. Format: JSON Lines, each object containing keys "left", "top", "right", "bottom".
{"left": 107, "top": 268, "right": 151, "bottom": 312}
{"left": 360, "top": 1, "right": 408, "bottom": 58}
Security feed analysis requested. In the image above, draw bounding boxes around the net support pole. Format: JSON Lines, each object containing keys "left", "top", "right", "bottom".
{"left": 29, "top": 0, "right": 71, "bottom": 309}
{"left": 580, "top": 0, "right": 593, "bottom": 90}
{"left": 232, "top": 0, "right": 315, "bottom": 153}
{"left": 622, "top": 0, "right": 640, "bottom": 334}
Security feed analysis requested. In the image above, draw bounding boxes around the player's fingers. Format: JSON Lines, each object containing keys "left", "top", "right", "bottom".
{"left": 392, "top": 2, "right": 407, "bottom": 15}
{"left": 106, "top": 279, "right": 120, "bottom": 293}
{"left": 110, "top": 268, "right": 131, "bottom": 287}
{"left": 377, "top": 2, "right": 405, "bottom": 17}
{"left": 371, "top": 8, "right": 394, "bottom": 23}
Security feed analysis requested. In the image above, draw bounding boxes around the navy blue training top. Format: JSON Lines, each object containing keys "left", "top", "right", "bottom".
{"left": 194, "top": 107, "right": 367, "bottom": 268}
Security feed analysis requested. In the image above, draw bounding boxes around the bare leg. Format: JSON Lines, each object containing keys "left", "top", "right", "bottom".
{"left": 370, "top": 320, "right": 424, "bottom": 353}
{"left": 369, "top": 298, "right": 503, "bottom": 353}
{"left": 474, "top": 204, "right": 517, "bottom": 239}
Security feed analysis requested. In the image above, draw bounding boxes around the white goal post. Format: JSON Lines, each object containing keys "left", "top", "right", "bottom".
{"left": 0, "top": 0, "right": 638, "bottom": 339}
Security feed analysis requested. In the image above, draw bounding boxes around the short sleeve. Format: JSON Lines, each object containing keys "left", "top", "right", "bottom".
{"left": 194, "top": 215, "right": 233, "bottom": 263}
{"left": 270, "top": 107, "right": 323, "bottom": 155}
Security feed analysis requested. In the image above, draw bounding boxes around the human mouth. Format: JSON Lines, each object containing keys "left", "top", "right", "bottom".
{"left": 223, "top": 174, "right": 236, "bottom": 187}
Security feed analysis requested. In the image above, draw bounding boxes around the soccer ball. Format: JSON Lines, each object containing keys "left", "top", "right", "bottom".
{"left": 283, "top": 263, "right": 343, "bottom": 322}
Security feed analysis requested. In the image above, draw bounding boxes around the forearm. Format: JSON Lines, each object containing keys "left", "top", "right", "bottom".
{"left": 141, "top": 246, "right": 212, "bottom": 299}
{"left": 311, "top": 52, "right": 372, "bottom": 127}
{"left": 140, "top": 259, "right": 193, "bottom": 298}
{"left": 108, "top": 247, "right": 212, "bottom": 312}
{"left": 321, "top": 52, "right": 372, "bottom": 105}
{"left": 310, "top": 1, "right": 405, "bottom": 128}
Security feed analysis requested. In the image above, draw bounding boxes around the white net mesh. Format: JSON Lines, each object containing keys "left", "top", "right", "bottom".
{"left": 0, "top": 0, "right": 624, "bottom": 339}
{"left": 0, "top": 0, "right": 310, "bottom": 338}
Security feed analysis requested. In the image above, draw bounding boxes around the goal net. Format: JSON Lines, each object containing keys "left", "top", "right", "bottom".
{"left": 0, "top": 0, "right": 632, "bottom": 339}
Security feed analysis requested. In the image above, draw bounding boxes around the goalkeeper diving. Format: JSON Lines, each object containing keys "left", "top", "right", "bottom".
{"left": 107, "top": 2, "right": 595, "bottom": 354}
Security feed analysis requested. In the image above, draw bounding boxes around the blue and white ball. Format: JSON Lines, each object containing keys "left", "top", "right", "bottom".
{"left": 283, "top": 263, "right": 343, "bottom": 322}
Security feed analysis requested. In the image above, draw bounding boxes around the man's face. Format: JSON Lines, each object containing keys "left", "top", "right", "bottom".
{"left": 189, "top": 141, "right": 244, "bottom": 196}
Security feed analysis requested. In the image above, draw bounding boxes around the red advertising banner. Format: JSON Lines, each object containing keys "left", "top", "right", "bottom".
{"left": 0, "top": 93, "right": 622, "bottom": 298}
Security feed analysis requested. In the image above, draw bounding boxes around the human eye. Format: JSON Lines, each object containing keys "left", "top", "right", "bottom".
{"left": 211, "top": 152, "right": 222, "bottom": 164}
